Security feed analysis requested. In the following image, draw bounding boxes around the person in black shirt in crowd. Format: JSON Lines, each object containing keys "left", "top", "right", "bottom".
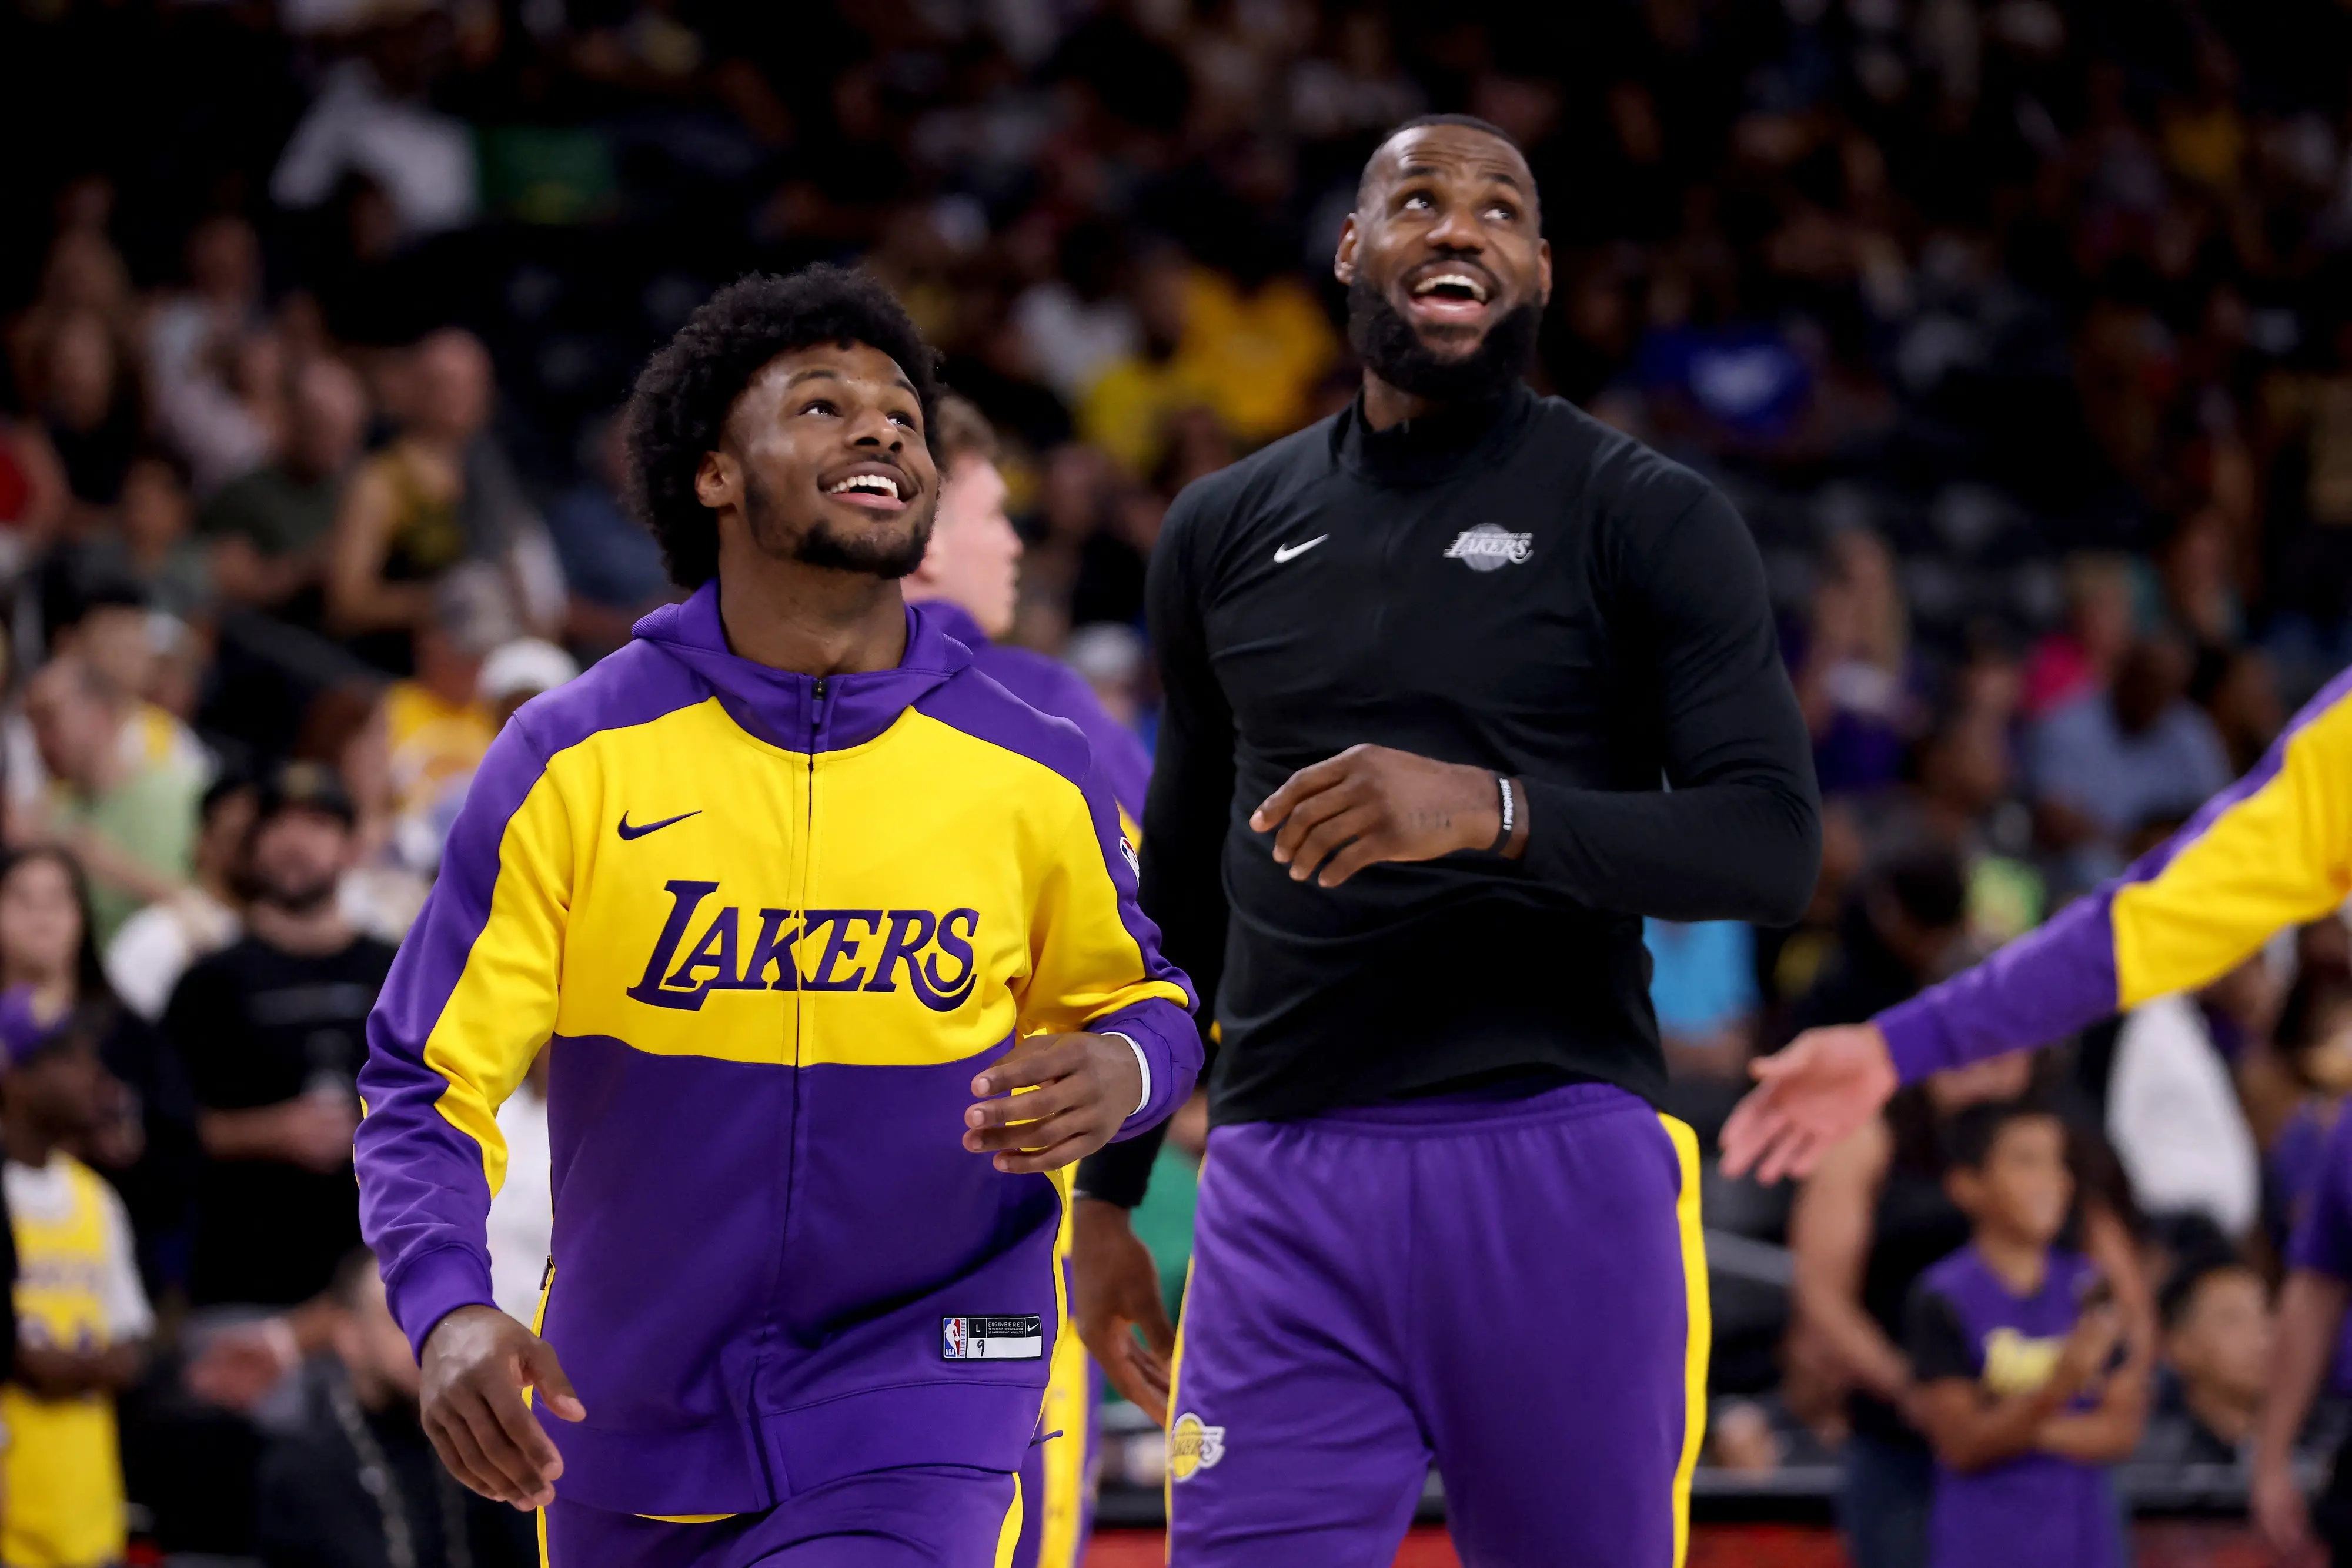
{"left": 259, "top": 1249, "right": 529, "bottom": 1568}
{"left": 1782, "top": 845, "right": 1976, "bottom": 1568}
{"left": 1790, "top": 1049, "right": 2022, "bottom": 1568}
{"left": 1071, "top": 115, "right": 1820, "bottom": 1566}
{"left": 171, "top": 762, "right": 396, "bottom": 1309}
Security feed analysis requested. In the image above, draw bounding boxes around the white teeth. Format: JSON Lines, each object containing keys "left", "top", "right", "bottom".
{"left": 1413, "top": 273, "right": 1488, "bottom": 302}
{"left": 827, "top": 474, "right": 900, "bottom": 498}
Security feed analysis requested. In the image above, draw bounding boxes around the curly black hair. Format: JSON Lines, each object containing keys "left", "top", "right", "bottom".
{"left": 623, "top": 265, "right": 944, "bottom": 589}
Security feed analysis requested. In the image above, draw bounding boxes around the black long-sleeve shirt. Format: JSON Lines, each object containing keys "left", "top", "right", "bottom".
{"left": 1078, "top": 383, "right": 1819, "bottom": 1203}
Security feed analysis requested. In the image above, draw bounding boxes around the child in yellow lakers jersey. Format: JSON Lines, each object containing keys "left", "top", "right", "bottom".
{"left": 1, "top": 987, "right": 152, "bottom": 1568}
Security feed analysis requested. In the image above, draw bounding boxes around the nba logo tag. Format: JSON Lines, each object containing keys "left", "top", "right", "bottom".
{"left": 940, "top": 1314, "right": 1041, "bottom": 1359}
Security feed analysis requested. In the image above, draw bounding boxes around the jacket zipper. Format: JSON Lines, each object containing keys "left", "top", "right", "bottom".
{"left": 751, "top": 674, "right": 825, "bottom": 1503}
{"left": 803, "top": 676, "right": 824, "bottom": 1069}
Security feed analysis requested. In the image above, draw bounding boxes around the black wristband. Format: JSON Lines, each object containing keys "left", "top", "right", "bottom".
{"left": 1486, "top": 773, "right": 1516, "bottom": 854}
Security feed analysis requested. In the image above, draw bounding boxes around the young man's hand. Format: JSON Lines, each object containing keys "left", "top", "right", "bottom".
{"left": 420, "top": 1305, "right": 585, "bottom": 1510}
{"left": 1250, "top": 744, "right": 1519, "bottom": 887}
{"left": 1069, "top": 1196, "right": 1175, "bottom": 1423}
{"left": 963, "top": 1032, "right": 1141, "bottom": 1174}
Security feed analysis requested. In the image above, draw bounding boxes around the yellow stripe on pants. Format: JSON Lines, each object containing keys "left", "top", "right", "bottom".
{"left": 1659, "top": 1114, "right": 1712, "bottom": 1568}
{"left": 994, "top": 1473, "right": 1025, "bottom": 1568}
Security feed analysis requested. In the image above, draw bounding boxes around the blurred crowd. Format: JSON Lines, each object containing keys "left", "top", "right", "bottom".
{"left": 5, "top": 0, "right": 2352, "bottom": 1562}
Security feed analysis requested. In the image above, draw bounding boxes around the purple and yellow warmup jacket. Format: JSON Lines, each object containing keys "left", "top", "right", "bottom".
{"left": 353, "top": 584, "right": 1198, "bottom": 1518}
{"left": 918, "top": 599, "right": 1152, "bottom": 836}
{"left": 1881, "top": 666, "right": 2352, "bottom": 1081}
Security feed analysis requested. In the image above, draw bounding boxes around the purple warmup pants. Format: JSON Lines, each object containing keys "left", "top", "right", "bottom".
{"left": 1010, "top": 1284, "right": 1098, "bottom": 1568}
{"left": 540, "top": 1466, "right": 1018, "bottom": 1568}
{"left": 1164, "top": 1081, "right": 1708, "bottom": 1568}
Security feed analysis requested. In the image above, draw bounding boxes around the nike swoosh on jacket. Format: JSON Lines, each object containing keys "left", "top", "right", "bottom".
{"left": 615, "top": 809, "right": 700, "bottom": 840}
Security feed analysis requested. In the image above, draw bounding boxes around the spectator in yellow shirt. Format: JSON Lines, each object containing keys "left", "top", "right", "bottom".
{"left": 380, "top": 569, "right": 506, "bottom": 875}
{"left": 2, "top": 987, "right": 153, "bottom": 1568}
{"left": 1077, "top": 248, "right": 1335, "bottom": 475}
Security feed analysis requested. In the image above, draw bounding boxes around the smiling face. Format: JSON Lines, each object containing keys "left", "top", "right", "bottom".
{"left": 1337, "top": 123, "right": 1552, "bottom": 402}
{"left": 697, "top": 340, "right": 940, "bottom": 581}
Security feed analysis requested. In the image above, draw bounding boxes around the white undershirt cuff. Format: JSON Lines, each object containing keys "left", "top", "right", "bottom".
{"left": 1103, "top": 1032, "right": 1151, "bottom": 1116}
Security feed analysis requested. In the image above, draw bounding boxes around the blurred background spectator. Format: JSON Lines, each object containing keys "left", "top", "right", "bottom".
{"left": 1, "top": 985, "right": 152, "bottom": 1568}
{"left": 256, "top": 1250, "right": 530, "bottom": 1568}
{"left": 2142, "top": 1249, "right": 2276, "bottom": 1465}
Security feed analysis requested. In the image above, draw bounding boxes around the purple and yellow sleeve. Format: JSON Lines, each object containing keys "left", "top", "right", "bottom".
{"left": 1879, "top": 669, "right": 2352, "bottom": 1083}
{"left": 1017, "top": 755, "right": 1199, "bottom": 1137}
{"left": 356, "top": 720, "right": 572, "bottom": 1355}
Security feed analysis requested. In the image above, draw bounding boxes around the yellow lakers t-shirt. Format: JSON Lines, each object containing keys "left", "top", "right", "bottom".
{"left": 5, "top": 1154, "right": 152, "bottom": 1568}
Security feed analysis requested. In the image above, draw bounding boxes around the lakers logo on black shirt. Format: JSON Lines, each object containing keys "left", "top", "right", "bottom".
{"left": 1442, "top": 522, "right": 1533, "bottom": 571}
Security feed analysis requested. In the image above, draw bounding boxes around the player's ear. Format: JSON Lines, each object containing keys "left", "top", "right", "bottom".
{"left": 694, "top": 450, "right": 737, "bottom": 511}
{"left": 1334, "top": 213, "right": 1359, "bottom": 286}
{"left": 1537, "top": 238, "right": 1553, "bottom": 309}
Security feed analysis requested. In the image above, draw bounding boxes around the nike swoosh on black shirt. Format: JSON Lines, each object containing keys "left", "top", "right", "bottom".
{"left": 617, "top": 810, "right": 701, "bottom": 840}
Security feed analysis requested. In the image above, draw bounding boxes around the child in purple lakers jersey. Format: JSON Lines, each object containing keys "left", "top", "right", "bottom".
{"left": 1904, "top": 1100, "right": 2146, "bottom": 1568}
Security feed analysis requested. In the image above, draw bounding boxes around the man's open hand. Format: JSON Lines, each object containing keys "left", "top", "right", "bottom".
{"left": 1070, "top": 1197, "right": 1175, "bottom": 1423}
{"left": 420, "top": 1305, "right": 585, "bottom": 1510}
{"left": 1719, "top": 1024, "right": 1900, "bottom": 1183}
{"left": 963, "top": 1032, "right": 1142, "bottom": 1174}
{"left": 1251, "top": 744, "right": 1514, "bottom": 887}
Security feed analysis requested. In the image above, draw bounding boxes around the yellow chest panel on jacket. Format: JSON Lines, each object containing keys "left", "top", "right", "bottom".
{"left": 545, "top": 700, "right": 1073, "bottom": 1068}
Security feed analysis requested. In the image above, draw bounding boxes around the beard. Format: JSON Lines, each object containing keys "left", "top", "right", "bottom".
{"left": 745, "top": 467, "right": 932, "bottom": 580}
{"left": 1346, "top": 272, "right": 1541, "bottom": 405}
{"left": 252, "top": 870, "right": 339, "bottom": 916}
